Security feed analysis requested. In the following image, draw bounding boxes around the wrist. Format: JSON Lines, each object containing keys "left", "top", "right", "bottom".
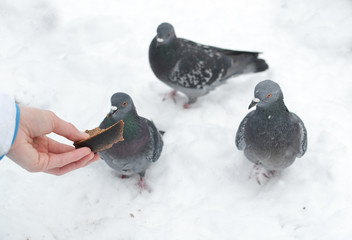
{"left": 11, "top": 104, "right": 21, "bottom": 145}
{"left": 0, "top": 103, "right": 20, "bottom": 160}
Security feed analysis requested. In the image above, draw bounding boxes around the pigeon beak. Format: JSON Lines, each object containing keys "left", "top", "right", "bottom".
{"left": 156, "top": 37, "right": 165, "bottom": 45}
{"left": 248, "top": 98, "right": 260, "bottom": 109}
{"left": 156, "top": 37, "right": 164, "bottom": 43}
{"left": 107, "top": 106, "right": 118, "bottom": 117}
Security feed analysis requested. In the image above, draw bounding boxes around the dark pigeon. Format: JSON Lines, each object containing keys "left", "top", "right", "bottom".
{"left": 235, "top": 80, "right": 307, "bottom": 180}
{"left": 149, "top": 22, "right": 269, "bottom": 107}
{"left": 99, "top": 92, "right": 164, "bottom": 187}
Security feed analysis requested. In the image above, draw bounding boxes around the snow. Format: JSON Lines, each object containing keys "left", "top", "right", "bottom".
{"left": 1, "top": 0, "right": 352, "bottom": 239}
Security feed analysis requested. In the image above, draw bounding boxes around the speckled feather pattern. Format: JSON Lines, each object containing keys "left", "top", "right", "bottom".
{"left": 149, "top": 23, "right": 269, "bottom": 104}
{"left": 168, "top": 39, "right": 230, "bottom": 89}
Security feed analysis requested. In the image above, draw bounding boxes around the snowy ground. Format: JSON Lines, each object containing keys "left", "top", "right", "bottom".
{"left": 1, "top": 0, "right": 352, "bottom": 239}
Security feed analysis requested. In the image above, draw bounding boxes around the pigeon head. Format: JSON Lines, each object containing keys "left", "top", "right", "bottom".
{"left": 108, "top": 92, "right": 136, "bottom": 121}
{"left": 156, "top": 22, "right": 176, "bottom": 45}
{"left": 248, "top": 80, "right": 284, "bottom": 109}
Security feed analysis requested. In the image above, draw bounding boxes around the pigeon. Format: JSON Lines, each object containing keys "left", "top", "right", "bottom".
{"left": 99, "top": 92, "right": 164, "bottom": 187}
{"left": 149, "top": 22, "right": 269, "bottom": 108}
{"left": 235, "top": 80, "right": 307, "bottom": 181}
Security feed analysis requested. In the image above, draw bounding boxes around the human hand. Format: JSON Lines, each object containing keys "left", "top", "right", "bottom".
{"left": 7, "top": 105, "right": 99, "bottom": 175}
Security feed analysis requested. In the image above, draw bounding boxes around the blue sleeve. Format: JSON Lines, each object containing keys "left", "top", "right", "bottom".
{"left": 0, "top": 104, "right": 20, "bottom": 160}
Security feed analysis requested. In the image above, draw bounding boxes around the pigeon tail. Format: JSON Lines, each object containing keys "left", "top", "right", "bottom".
{"left": 253, "top": 58, "right": 269, "bottom": 73}
{"left": 224, "top": 52, "right": 269, "bottom": 78}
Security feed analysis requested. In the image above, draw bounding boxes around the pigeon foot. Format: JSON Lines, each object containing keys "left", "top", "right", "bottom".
{"left": 162, "top": 90, "right": 178, "bottom": 103}
{"left": 138, "top": 177, "right": 151, "bottom": 193}
{"left": 250, "top": 164, "right": 275, "bottom": 185}
{"left": 183, "top": 103, "right": 191, "bottom": 109}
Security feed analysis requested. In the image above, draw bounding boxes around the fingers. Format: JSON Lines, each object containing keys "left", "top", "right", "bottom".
{"left": 19, "top": 105, "right": 89, "bottom": 142}
{"left": 46, "top": 147, "right": 92, "bottom": 170}
{"left": 83, "top": 153, "right": 100, "bottom": 167}
{"left": 45, "top": 152, "right": 99, "bottom": 176}
{"left": 15, "top": 105, "right": 98, "bottom": 176}
{"left": 47, "top": 138, "right": 76, "bottom": 154}
{"left": 47, "top": 111, "right": 89, "bottom": 142}
{"left": 80, "top": 153, "right": 100, "bottom": 167}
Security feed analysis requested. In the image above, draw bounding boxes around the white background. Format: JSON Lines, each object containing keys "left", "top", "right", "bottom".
{"left": 1, "top": 0, "right": 352, "bottom": 239}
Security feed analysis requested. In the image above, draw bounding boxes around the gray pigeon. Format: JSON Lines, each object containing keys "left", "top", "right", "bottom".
{"left": 235, "top": 80, "right": 307, "bottom": 175}
{"left": 149, "top": 22, "right": 269, "bottom": 108}
{"left": 99, "top": 92, "right": 164, "bottom": 186}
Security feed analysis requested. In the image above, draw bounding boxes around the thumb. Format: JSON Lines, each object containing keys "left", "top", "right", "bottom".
{"left": 47, "top": 111, "right": 90, "bottom": 142}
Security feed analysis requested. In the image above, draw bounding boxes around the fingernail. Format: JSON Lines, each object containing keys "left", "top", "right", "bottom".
{"left": 77, "top": 147, "right": 91, "bottom": 155}
{"left": 80, "top": 132, "right": 90, "bottom": 139}
{"left": 86, "top": 152, "right": 95, "bottom": 163}
{"left": 81, "top": 152, "right": 93, "bottom": 162}
{"left": 92, "top": 154, "right": 100, "bottom": 162}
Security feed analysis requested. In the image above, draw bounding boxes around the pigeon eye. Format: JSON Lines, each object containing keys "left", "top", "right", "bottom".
{"left": 168, "top": 33, "right": 171, "bottom": 37}
{"left": 267, "top": 94, "right": 272, "bottom": 98}
{"left": 123, "top": 101, "right": 127, "bottom": 107}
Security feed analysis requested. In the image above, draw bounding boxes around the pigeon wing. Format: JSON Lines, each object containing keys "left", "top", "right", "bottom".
{"left": 235, "top": 111, "right": 255, "bottom": 150}
{"left": 168, "top": 39, "right": 230, "bottom": 88}
{"left": 143, "top": 118, "right": 164, "bottom": 163}
{"left": 290, "top": 113, "right": 307, "bottom": 158}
